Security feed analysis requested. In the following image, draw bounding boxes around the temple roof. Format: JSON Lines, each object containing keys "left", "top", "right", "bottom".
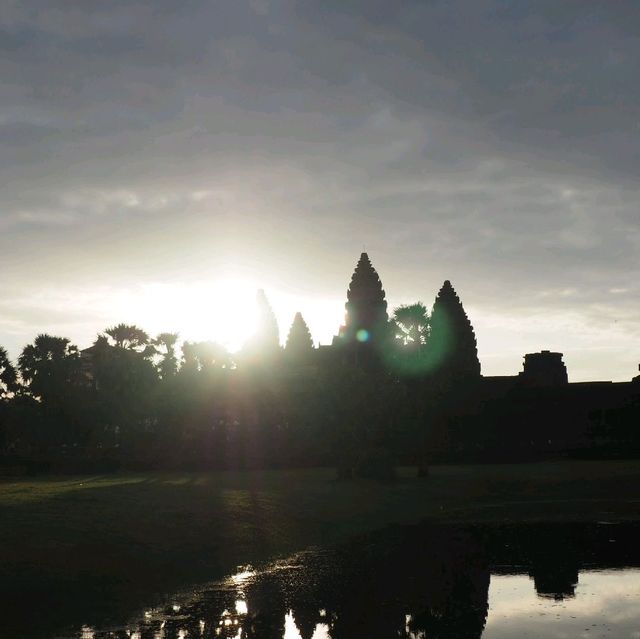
{"left": 333, "top": 252, "right": 389, "bottom": 350}
{"left": 346, "top": 252, "right": 388, "bottom": 309}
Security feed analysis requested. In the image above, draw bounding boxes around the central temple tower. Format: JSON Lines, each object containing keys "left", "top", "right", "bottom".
{"left": 333, "top": 252, "right": 389, "bottom": 352}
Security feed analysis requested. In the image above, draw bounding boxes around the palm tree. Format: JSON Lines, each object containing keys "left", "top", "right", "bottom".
{"left": 393, "top": 303, "right": 429, "bottom": 350}
{"left": 90, "top": 328, "right": 160, "bottom": 446}
{"left": 18, "top": 334, "right": 81, "bottom": 400}
{"left": 104, "top": 323, "right": 151, "bottom": 352}
{"left": 0, "top": 346, "right": 18, "bottom": 397}
{"left": 154, "top": 332, "right": 179, "bottom": 379}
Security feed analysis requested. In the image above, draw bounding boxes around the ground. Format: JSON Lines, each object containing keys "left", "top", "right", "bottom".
{"left": 2, "top": 460, "right": 640, "bottom": 637}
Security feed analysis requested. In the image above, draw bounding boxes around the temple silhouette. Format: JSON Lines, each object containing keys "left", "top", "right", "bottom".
{"left": 3, "top": 250, "right": 638, "bottom": 471}
{"left": 295, "top": 252, "right": 640, "bottom": 462}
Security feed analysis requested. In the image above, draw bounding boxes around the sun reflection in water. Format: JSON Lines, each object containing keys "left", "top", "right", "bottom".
{"left": 80, "top": 626, "right": 94, "bottom": 639}
{"left": 311, "top": 623, "right": 330, "bottom": 639}
{"left": 284, "top": 611, "right": 302, "bottom": 639}
{"left": 231, "top": 568, "right": 256, "bottom": 584}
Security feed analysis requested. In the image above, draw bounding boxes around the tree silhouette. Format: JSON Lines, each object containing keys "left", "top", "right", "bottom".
{"left": 285, "top": 312, "right": 314, "bottom": 357}
{"left": 16, "top": 335, "right": 86, "bottom": 449}
{"left": 427, "top": 280, "right": 481, "bottom": 378}
{"left": 154, "top": 332, "right": 179, "bottom": 379}
{"left": 18, "top": 334, "right": 81, "bottom": 401}
{"left": 393, "top": 302, "right": 429, "bottom": 350}
{"left": 90, "top": 329, "right": 158, "bottom": 450}
{"left": 182, "top": 341, "right": 232, "bottom": 371}
{"left": 0, "top": 347, "right": 19, "bottom": 453}
{"left": 104, "top": 323, "right": 153, "bottom": 355}
{"left": 0, "top": 346, "right": 18, "bottom": 398}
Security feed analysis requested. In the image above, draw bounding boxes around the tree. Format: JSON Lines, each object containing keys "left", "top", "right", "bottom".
{"left": 384, "top": 302, "right": 432, "bottom": 378}
{"left": 0, "top": 346, "right": 18, "bottom": 398}
{"left": 90, "top": 328, "right": 159, "bottom": 451}
{"left": 393, "top": 303, "right": 429, "bottom": 350}
{"left": 18, "top": 334, "right": 81, "bottom": 401}
{"left": 154, "top": 332, "right": 179, "bottom": 379}
{"left": 17, "top": 334, "right": 86, "bottom": 448}
{"left": 0, "top": 346, "right": 19, "bottom": 453}
{"left": 182, "top": 341, "right": 232, "bottom": 372}
{"left": 104, "top": 323, "right": 152, "bottom": 355}
{"left": 285, "top": 312, "right": 314, "bottom": 358}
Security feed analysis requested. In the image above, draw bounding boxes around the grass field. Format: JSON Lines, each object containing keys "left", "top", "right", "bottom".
{"left": 2, "top": 460, "right": 640, "bottom": 637}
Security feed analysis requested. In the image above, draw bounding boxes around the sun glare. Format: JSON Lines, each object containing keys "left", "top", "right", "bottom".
{"left": 109, "top": 279, "right": 258, "bottom": 352}
{"left": 107, "top": 279, "right": 344, "bottom": 352}
{"left": 204, "top": 280, "right": 259, "bottom": 352}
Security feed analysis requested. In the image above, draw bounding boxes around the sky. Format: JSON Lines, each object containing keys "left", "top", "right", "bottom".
{"left": 1, "top": 1, "right": 639, "bottom": 381}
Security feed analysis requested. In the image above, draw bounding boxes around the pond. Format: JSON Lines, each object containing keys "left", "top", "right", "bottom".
{"left": 59, "top": 522, "right": 640, "bottom": 638}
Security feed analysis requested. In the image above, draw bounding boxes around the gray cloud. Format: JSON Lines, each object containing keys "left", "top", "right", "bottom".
{"left": 0, "top": 0, "right": 639, "bottom": 380}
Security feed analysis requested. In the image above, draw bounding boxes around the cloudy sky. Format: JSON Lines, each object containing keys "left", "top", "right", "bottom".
{"left": 1, "top": 1, "right": 639, "bottom": 380}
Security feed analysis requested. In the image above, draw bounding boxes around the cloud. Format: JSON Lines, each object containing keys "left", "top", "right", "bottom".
{"left": 0, "top": 1, "right": 638, "bottom": 379}
{"left": 486, "top": 570, "right": 640, "bottom": 638}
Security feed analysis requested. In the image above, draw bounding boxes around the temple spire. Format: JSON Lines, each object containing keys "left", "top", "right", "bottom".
{"left": 244, "top": 289, "right": 280, "bottom": 359}
{"left": 336, "top": 252, "right": 389, "bottom": 347}
{"left": 427, "top": 280, "right": 480, "bottom": 378}
{"left": 285, "top": 312, "right": 314, "bottom": 357}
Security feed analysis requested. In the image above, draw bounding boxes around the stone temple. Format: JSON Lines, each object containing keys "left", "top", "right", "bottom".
{"left": 333, "top": 252, "right": 389, "bottom": 345}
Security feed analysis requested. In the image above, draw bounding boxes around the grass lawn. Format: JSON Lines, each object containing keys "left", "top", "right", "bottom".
{"left": 2, "top": 460, "right": 640, "bottom": 637}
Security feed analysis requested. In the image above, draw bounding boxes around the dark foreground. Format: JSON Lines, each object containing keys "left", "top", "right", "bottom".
{"left": 58, "top": 520, "right": 640, "bottom": 639}
{"left": 2, "top": 461, "right": 640, "bottom": 638}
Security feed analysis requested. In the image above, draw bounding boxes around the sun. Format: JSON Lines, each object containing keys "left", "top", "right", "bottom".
{"left": 113, "top": 279, "right": 260, "bottom": 353}
{"left": 204, "top": 279, "right": 259, "bottom": 352}
{"left": 109, "top": 278, "right": 344, "bottom": 353}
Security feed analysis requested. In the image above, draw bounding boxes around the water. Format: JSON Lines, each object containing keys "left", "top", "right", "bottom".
{"left": 56, "top": 522, "right": 640, "bottom": 638}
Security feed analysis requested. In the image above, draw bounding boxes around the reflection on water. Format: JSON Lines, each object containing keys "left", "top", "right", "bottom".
{"left": 486, "top": 571, "right": 640, "bottom": 638}
{"left": 66, "top": 523, "right": 640, "bottom": 639}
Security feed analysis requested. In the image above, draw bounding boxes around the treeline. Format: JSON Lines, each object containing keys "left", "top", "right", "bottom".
{"left": 2, "top": 286, "right": 638, "bottom": 475}
{"left": 0, "top": 295, "right": 453, "bottom": 474}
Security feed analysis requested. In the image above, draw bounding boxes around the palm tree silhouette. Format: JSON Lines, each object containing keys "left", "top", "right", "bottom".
{"left": 104, "top": 323, "right": 151, "bottom": 352}
{"left": 154, "top": 332, "right": 179, "bottom": 378}
{"left": 0, "top": 346, "right": 18, "bottom": 397}
{"left": 393, "top": 302, "right": 429, "bottom": 350}
{"left": 18, "top": 334, "right": 80, "bottom": 400}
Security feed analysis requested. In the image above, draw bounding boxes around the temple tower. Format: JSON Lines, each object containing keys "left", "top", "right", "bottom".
{"left": 520, "top": 351, "right": 568, "bottom": 386}
{"left": 334, "top": 252, "right": 389, "bottom": 350}
{"left": 285, "top": 312, "right": 314, "bottom": 358}
{"left": 427, "top": 280, "right": 481, "bottom": 378}
{"left": 243, "top": 289, "right": 281, "bottom": 362}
